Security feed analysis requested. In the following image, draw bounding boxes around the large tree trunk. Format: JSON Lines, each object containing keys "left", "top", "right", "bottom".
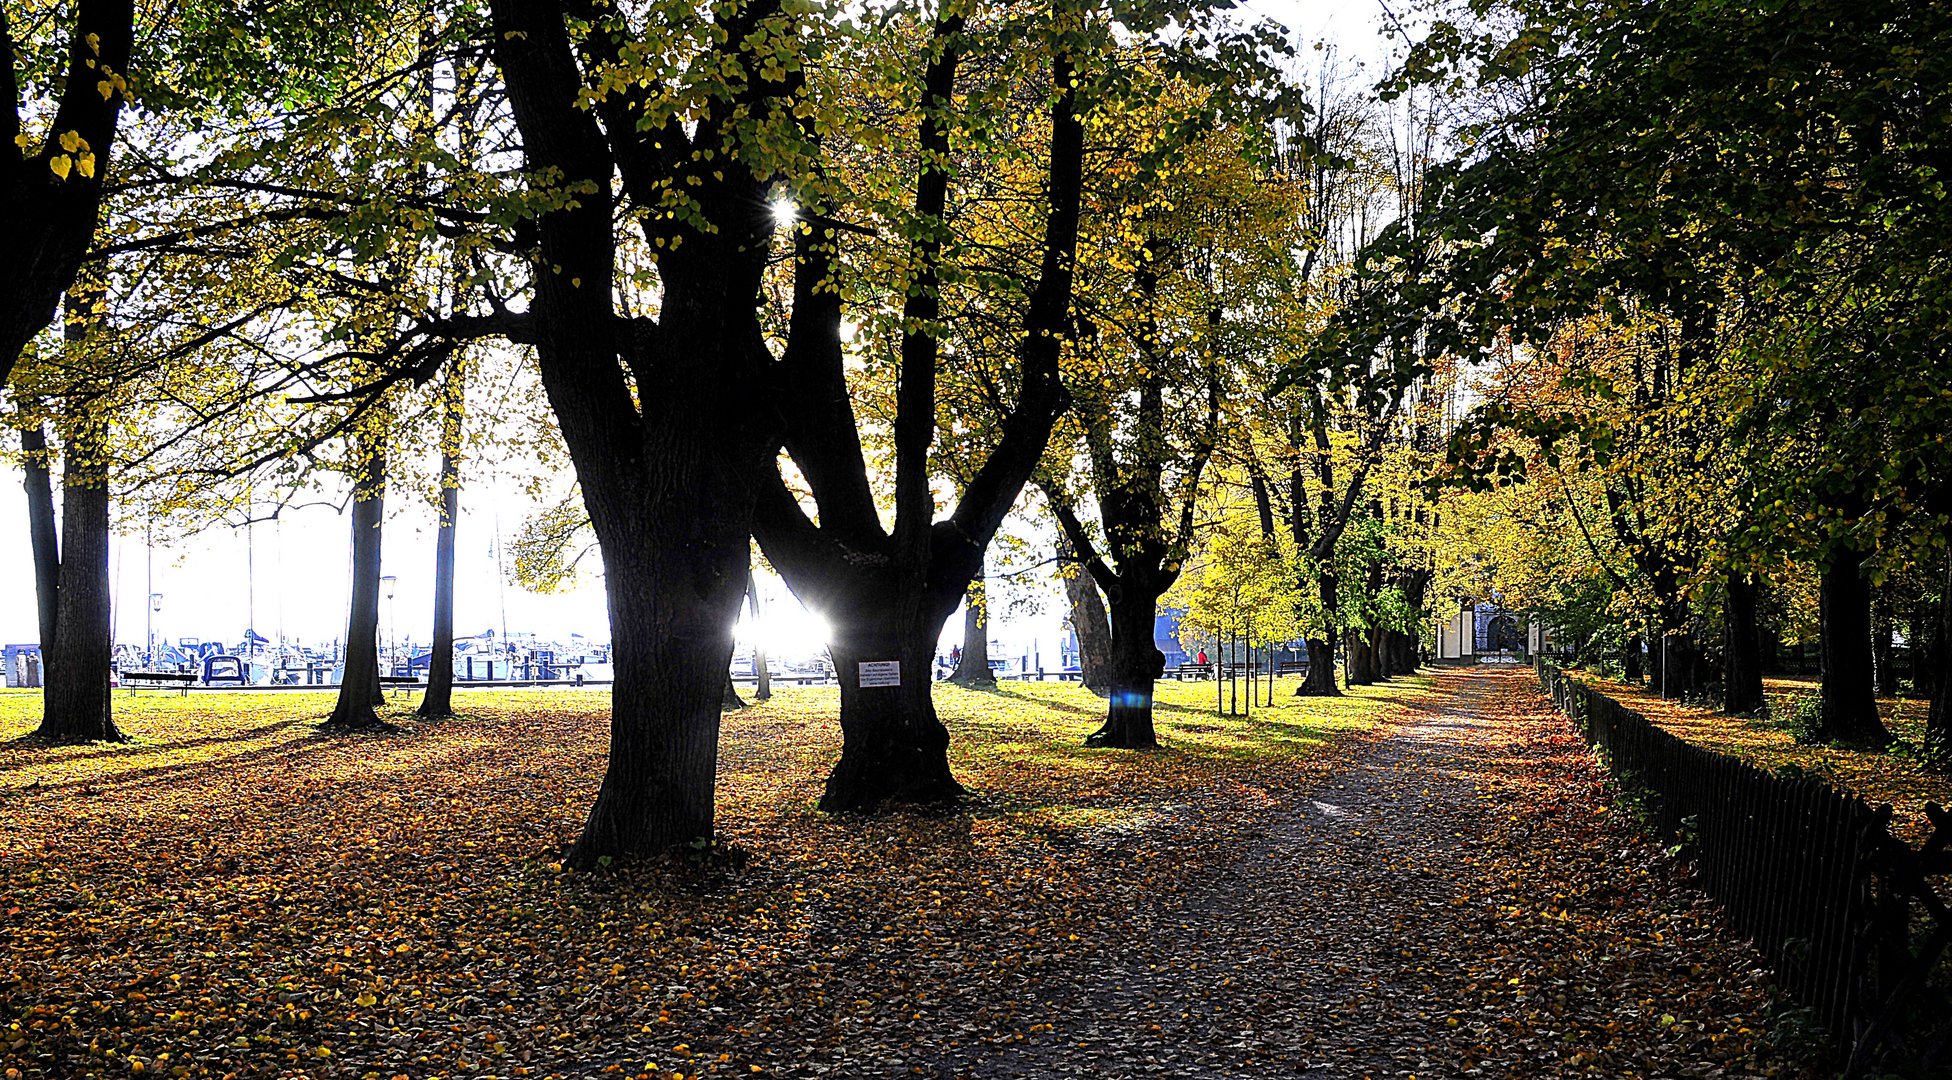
{"left": 951, "top": 568, "right": 995, "bottom": 688}
{"left": 570, "top": 529, "right": 742, "bottom": 862}
{"left": 1871, "top": 585, "right": 1897, "bottom": 698}
{"left": 1063, "top": 552, "right": 1113, "bottom": 695}
{"left": 325, "top": 448, "right": 387, "bottom": 731}
{"left": 35, "top": 415, "right": 120, "bottom": 744}
{"left": 1394, "top": 625, "right": 1420, "bottom": 675}
{"left": 823, "top": 617, "right": 962, "bottom": 812}
{"left": 1344, "top": 628, "right": 1376, "bottom": 686}
{"left": 417, "top": 443, "right": 461, "bottom": 719}
{"left": 1090, "top": 585, "right": 1163, "bottom": 748}
{"left": 20, "top": 420, "right": 60, "bottom": 652}
{"left": 1723, "top": 569, "right": 1766, "bottom": 715}
{"left": 723, "top": 676, "right": 748, "bottom": 710}
{"left": 1816, "top": 543, "right": 1892, "bottom": 745}
{"left": 1390, "top": 571, "right": 1428, "bottom": 675}
{"left": 1296, "top": 570, "right": 1340, "bottom": 695}
{"left": 1297, "top": 635, "right": 1338, "bottom": 695}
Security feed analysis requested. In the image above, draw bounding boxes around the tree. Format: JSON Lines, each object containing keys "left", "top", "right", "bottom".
{"left": 949, "top": 568, "right": 996, "bottom": 688}
{"left": 754, "top": 5, "right": 1080, "bottom": 809}
{"left": 418, "top": 361, "right": 466, "bottom": 720}
{"left": 1043, "top": 248, "right": 1223, "bottom": 745}
{"left": 1056, "top": 532, "right": 1111, "bottom": 694}
{"left": 1250, "top": 59, "right": 1434, "bottom": 698}
{"left": 1387, "top": 0, "right": 1950, "bottom": 738}
{"left": 1037, "top": 97, "right": 1302, "bottom": 744}
{"left": 324, "top": 428, "right": 390, "bottom": 731}
{"left": 1168, "top": 494, "right": 1305, "bottom": 714}
{"left": 473, "top": 0, "right": 807, "bottom": 863}
{"left": 27, "top": 286, "right": 122, "bottom": 742}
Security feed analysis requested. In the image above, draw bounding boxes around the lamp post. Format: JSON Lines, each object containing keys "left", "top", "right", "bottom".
{"left": 380, "top": 575, "right": 398, "bottom": 677}
{"left": 148, "top": 593, "right": 163, "bottom": 667}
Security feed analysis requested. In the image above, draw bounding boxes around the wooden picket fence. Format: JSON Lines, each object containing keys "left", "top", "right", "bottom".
{"left": 1533, "top": 661, "right": 1952, "bottom": 1075}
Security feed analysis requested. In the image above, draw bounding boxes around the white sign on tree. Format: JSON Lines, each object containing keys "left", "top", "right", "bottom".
{"left": 858, "top": 661, "right": 901, "bottom": 688}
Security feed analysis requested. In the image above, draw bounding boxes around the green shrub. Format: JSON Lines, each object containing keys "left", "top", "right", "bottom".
{"left": 1781, "top": 695, "right": 1823, "bottom": 744}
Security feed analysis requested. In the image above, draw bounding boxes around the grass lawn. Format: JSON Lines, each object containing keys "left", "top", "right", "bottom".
{"left": 1, "top": 675, "right": 1431, "bottom": 1079}
{"left": 1569, "top": 673, "right": 1950, "bottom": 843}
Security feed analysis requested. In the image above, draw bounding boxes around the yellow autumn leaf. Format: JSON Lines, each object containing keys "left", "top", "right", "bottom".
{"left": 76, "top": 153, "right": 96, "bottom": 179}
{"left": 49, "top": 154, "right": 72, "bottom": 180}
{"left": 59, "top": 130, "right": 82, "bottom": 153}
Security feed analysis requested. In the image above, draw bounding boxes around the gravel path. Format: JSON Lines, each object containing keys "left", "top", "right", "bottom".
{"left": 942, "top": 667, "right": 1818, "bottom": 1079}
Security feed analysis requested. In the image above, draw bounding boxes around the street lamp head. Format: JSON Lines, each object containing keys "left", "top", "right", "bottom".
{"left": 150, "top": 592, "right": 163, "bottom": 612}
{"left": 380, "top": 575, "right": 398, "bottom": 599}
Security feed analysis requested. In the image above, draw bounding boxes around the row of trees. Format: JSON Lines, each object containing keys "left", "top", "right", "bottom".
{"left": 45, "top": 0, "right": 1932, "bottom": 871}
{"left": 7, "top": 0, "right": 1468, "bottom": 866}
{"left": 1341, "top": 0, "right": 1950, "bottom": 747}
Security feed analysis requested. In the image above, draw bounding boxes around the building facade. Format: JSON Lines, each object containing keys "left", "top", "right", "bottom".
{"left": 1434, "top": 601, "right": 1550, "bottom": 661}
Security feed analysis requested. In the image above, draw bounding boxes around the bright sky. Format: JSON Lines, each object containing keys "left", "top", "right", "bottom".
{"left": 0, "top": 1, "right": 1396, "bottom": 659}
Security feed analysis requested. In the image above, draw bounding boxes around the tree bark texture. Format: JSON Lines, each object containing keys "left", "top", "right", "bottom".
{"left": 1817, "top": 543, "right": 1891, "bottom": 745}
{"left": 35, "top": 413, "right": 120, "bottom": 743}
{"left": 326, "top": 448, "right": 387, "bottom": 731}
{"left": 1722, "top": 569, "right": 1766, "bottom": 715}
{"left": 1373, "top": 628, "right": 1398, "bottom": 680}
{"left": 1092, "top": 582, "right": 1164, "bottom": 748}
{"left": 1063, "top": 553, "right": 1113, "bottom": 695}
{"left": 1298, "top": 633, "right": 1338, "bottom": 696}
{"left": 1390, "top": 572, "right": 1428, "bottom": 675}
{"left": 823, "top": 618, "right": 962, "bottom": 811}
{"left": 1344, "top": 628, "right": 1375, "bottom": 686}
{"left": 950, "top": 568, "right": 995, "bottom": 688}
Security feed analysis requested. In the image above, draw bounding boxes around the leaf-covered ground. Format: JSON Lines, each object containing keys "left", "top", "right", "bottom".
{"left": 3, "top": 672, "right": 1818, "bottom": 1078}
{"left": 1579, "top": 672, "right": 1949, "bottom": 842}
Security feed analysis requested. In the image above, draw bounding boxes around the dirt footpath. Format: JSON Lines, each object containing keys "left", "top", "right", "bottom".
{"left": 951, "top": 668, "right": 1819, "bottom": 1079}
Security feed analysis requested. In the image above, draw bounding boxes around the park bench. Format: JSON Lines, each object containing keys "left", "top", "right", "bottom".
{"left": 119, "top": 670, "right": 198, "bottom": 695}
{"left": 1170, "top": 662, "right": 1211, "bottom": 680}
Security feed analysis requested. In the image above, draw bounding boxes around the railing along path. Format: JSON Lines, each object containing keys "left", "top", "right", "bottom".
{"left": 1534, "top": 661, "right": 1950, "bottom": 1075}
